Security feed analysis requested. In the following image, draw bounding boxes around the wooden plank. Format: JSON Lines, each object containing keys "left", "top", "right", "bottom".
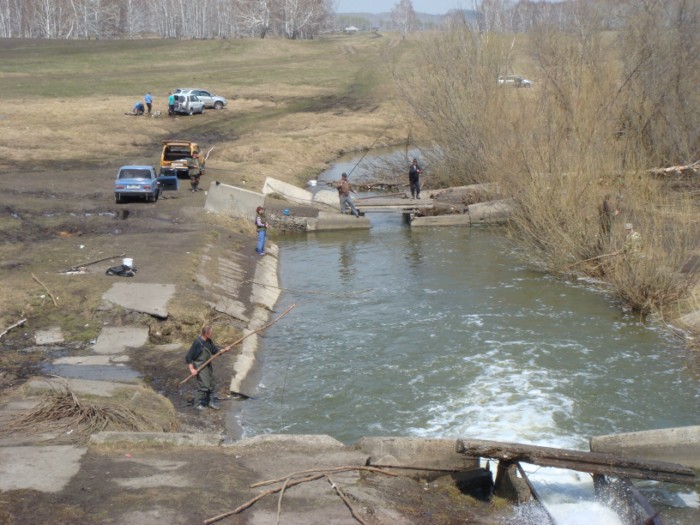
{"left": 455, "top": 439, "right": 696, "bottom": 485}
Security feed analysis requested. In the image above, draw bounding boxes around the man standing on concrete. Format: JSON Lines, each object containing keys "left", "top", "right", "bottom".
{"left": 336, "top": 172, "right": 361, "bottom": 217}
{"left": 408, "top": 158, "right": 423, "bottom": 199}
{"left": 185, "top": 326, "right": 226, "bottom": 410}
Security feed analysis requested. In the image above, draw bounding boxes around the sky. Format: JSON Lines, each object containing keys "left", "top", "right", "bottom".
{"left": 336, "top": 0, "right": 470, "bottom": 15}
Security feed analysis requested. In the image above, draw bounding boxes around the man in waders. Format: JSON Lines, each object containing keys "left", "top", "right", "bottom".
{"left": 185, "top": 326, "right": 222, "bottom": 410}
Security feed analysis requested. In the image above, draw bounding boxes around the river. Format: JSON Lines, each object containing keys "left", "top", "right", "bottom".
{"left": 238, "top": 176, "right": 699, "bottom": 523}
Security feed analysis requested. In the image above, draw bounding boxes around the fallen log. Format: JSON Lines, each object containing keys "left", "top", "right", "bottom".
{"left": 455, "top": 439, "right": 696, "bottom": 485}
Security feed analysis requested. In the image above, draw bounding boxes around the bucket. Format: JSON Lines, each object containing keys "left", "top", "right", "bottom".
{"left": 122, "top": 258, "right": 134, "bottom": 268}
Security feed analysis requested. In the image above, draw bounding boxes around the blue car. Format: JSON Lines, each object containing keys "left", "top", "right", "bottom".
{"left": 114, "top": 165, "right": 161, "bottom": 203}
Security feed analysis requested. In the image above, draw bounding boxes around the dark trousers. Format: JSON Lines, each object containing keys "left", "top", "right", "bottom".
{"left": 194, "top": 364, "right": 214, "bottom": 406}
{"left": 410, "top": 179, "right": 420, "bottom": 198}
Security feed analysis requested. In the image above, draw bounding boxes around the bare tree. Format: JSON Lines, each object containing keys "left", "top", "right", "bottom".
{"left": 391, "top": 0, "right": 416, "bottom": 39}
{"left": 237, "top": 0, "right": 272, "bottom": 38}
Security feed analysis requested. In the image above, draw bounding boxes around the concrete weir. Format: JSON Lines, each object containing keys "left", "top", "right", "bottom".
{"left": 204, "top": 178, "right": 370, "bottom": 231}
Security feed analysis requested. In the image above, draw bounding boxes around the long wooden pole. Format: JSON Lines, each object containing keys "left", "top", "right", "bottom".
{"left": 456, "top": 439, "right": 696, "bottom": 485}
{"left": 179, "top": 304, "right": 296, "bottom": 385}
{"left": 61, "top": 252, "right": 126, "bottom": 273}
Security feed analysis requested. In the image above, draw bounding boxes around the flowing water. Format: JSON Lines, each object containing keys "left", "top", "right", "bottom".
{"left": 238, "top": 178, "right": 699, "bottom": 522}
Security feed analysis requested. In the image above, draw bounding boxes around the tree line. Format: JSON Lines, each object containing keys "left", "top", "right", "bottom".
{"left": 0, "top": 0, "right": 336, "bottom": 39}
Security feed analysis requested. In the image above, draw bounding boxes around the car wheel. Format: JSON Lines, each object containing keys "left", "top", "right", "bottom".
{"left": 155, "top": 189, "right": 160, "bottom": 202}
{"left": 214, "top": 101, "right": 223, "bottom": 110}
{"left": 115, "top": 193, "right": 121, "bottom": 204}
{"left": 188, "top": 107, "right": 194, "bottom": 116}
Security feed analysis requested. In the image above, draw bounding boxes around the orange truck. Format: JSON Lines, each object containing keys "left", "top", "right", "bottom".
{"left": 159, "top": 140, "right": 205, "bottom": 180}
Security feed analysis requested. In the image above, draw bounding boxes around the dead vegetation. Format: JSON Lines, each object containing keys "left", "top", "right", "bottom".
{"left": 394, "top": 6, "right": 700, "bottom": 320}
{"left": 1, "top": 380, "right": 178, "bottom": 444}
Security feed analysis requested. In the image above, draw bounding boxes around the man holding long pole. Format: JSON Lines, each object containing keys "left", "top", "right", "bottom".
{"left": 186, "top": 326, "right": 230, "bottom": 411}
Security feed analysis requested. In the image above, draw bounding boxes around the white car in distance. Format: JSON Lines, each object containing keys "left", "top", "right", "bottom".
{"left": 497, "top": 75, "right": 533, "bottom": 88}
{"left": 174, "top": 88, "right": 227, "bottom": 109}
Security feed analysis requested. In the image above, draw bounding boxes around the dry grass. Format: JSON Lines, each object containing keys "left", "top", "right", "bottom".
{"left": 2, "top": 380, "right": 178, "bottom": 444}
{"left": 394, "top": 19, "right": 700, "bottom": 317}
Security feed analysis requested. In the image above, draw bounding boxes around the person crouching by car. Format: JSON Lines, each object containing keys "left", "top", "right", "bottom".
{"left": 132, "top": 101, "right": 145, "bottom": 115}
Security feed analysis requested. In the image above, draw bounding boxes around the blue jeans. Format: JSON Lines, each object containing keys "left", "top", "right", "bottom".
{"left": 256, "top": 230, "right": 267, "bottom": 254}
{"left": 340, "top": 195, "right": 359, "bottom": 216}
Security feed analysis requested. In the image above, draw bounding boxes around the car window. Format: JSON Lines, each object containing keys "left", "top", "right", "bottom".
{"left": 119, "top": 169, "right": 151, "bottom": 179}
{"left": 192, "top": 95, "right": 199, "bottom": 101}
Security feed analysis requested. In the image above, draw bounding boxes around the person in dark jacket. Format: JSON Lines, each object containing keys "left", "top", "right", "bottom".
{"left": 408, "top": 158, "right": 423, "bottom": 199}
{"left": 185, "top": 326, "right": 227, "bottom": 410}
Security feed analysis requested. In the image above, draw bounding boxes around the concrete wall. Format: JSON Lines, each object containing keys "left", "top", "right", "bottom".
{"left": 590, "top": 426, "right": 700, "bottom": 470}
{"left": 355, "top": 436, "right": 479, "bottom": 480}
{"left": 205, "top": 181, "right": 265, "bottom": 220}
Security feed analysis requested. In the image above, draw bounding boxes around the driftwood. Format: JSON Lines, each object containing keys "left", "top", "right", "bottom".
{"left": 456, "top": 439, "right": 696, "bottom": 485}
{"left": 0, "top": 318, "right": 27, "bottom": 340}
{"left": 31, "top": 273, "right": 58, "bottom": 306}
{"left": 650, "top": 160, "right": 700, "bottom": 177}
{"left": 205, "top": 465, "right": 398, "bottom": 525}
{"left": 179, "top": 304, "right": 296, "bottom": 386}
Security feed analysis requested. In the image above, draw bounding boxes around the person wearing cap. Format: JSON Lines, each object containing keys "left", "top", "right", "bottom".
{"left": 408, "top": 158, "right": 423, "bottom": 199}
{"left": 622, "top": 223, "right": 641, "bottom": 258}
{"left": 336, "top": 172, "right": 361, "bottom": 217}
{"left": 255, "top": 206, "right": 270, "bottom": 255}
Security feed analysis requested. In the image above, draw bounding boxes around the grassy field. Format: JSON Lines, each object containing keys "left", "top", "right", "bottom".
{"left": 0, "top": 33, "right": 415, "bottom": 188}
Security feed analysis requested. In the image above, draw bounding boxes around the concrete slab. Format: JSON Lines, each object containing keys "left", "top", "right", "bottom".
{"left": 204, "top": 180, "right": 265, "bottom": 219}
{"left": 411, "top": 214, "right": 471, "bottom": 227}
{"left": 53, "top": 355, "right": 130, "bottom": 365}
{"left": 24, "top": 377, "right": 142, "bottom": 397}
{"left": 43, "top": 364, "right": 141, "bottom": 383}
{"left": 34, "top": 326, "right": 64, "bottom": 345}
{"left": 262, "top": 177, "right": 316, "bottom": 206}
{"left": 90, "top": 431, "right": 223, "bottom": 447}
{"left": 0, "top": 445, "right": 87, "bottom": 492}
{"left": 355, "top": 437, "right": 479, "bottom": 479}
{"left": 590, "top": 426, "right": 700, "bottom": 470}
{"left": 467, "top": 199, "right": 514, "bottom": 225}
{"left": 93, "top": 326, "right": 150, "bottom": 355}
{"left": 312, "top": 211, "right": 370, "bottom": 231}
{"left": 102, "top": 282, "right": 176, "bottom": 319}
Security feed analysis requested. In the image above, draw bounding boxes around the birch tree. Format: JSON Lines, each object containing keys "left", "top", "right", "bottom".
{"left": 391, "top": 0, "right": 416, "bottom": 39}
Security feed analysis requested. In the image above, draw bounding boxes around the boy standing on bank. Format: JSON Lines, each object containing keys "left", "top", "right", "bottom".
{"left": 255, "top": 206, "right": 270, "bottom": 255}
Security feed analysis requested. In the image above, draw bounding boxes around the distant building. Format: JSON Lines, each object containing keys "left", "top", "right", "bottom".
{"left": 344, "top": 26, "right": 359, "bottom": 33}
